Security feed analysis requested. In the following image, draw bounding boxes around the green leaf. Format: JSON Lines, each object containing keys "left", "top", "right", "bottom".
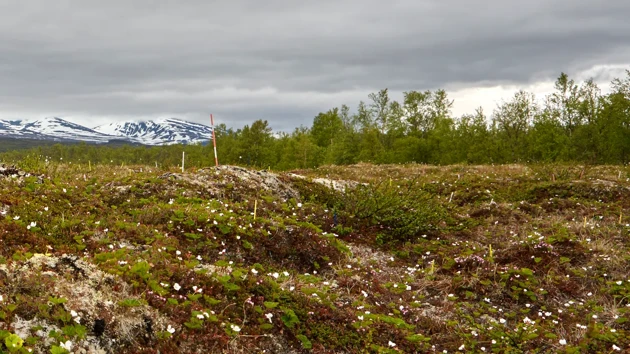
{"left": 203, "top": 296, "right": 221, "bottom": 306}
{"left": 406, "top": 334, "right": 431, "bottom": 343}
{"left": 296, "top": 334, "right": 312, "bottom": 349}
{"left": 50, "top": 345, "right": 69, "bottom": 354}
{"left": 4, "top": 333, "right": 23, "bottom": 350}
{"left": 520, "top": 268, "right": 534, "bottom": 276}
{"left": 263, "top": 301, "right": 279, "bottom": 309}
{"left": 118, "top": 298, "right": 144, "bottom": 307}
{"left": 280, "top": 308, "right": 300, "bottom": 328}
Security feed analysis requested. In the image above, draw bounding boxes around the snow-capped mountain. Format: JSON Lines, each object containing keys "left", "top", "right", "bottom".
{"left": 0, "top": 117, "right": 115, "bottom": 142}
{"left": 0, "top": 119, "right": 32, "bottom": 138}
{"left": 0, "top": 117, "right": 214, "bottom": 145}
{"left": 21, "top": 117, "right": 115, "bottom": 142}
{"left": 93, "top": 118, "right": 214, "bottom": 145}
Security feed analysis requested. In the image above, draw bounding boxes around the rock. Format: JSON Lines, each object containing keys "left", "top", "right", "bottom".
{"left": 287, "top": 173, "right": 366, "bottom": 192}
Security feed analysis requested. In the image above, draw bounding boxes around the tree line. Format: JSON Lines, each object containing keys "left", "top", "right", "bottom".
{"left": 2, "top": 71, "right": 630, "bottom": 170}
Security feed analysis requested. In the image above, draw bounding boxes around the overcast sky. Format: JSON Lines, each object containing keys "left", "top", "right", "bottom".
{"left": 1, "top": 1, "right": 629, "bottom": 132}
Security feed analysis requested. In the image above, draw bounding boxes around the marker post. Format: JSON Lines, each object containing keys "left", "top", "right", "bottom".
{"left": 211, "top": 114, "right": 218, "bottom": 166}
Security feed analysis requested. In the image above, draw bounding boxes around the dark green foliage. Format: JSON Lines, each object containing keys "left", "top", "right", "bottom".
{"left": 3, "top": 71, "right": 630, "bottom": 168}
{"left": 338, "top": 179, "right": 444, "bottom": 244}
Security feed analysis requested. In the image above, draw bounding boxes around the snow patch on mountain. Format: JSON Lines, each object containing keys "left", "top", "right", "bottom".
{"left": 18, "top": 117, "right": 114, "bottom": 142}
{"left": 0, "top": 117, "right": 213, "bottom": 145}
{"left": 93, "top": 118, "right": 213, "bottom": 145}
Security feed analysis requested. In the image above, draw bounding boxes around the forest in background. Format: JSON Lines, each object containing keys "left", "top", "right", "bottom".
{"left": 2, "top": 70, "right": 630, "bottom": 170}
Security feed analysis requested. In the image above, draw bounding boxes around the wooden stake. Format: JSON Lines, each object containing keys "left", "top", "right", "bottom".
{"left": 210, "top": 114, "right": 218, "bottom": 166}
{"left": 253, "top": 200, "right": 257, "bottom": 220}
{"left": 182, "top": 152, "right": 185, "bottom": 173}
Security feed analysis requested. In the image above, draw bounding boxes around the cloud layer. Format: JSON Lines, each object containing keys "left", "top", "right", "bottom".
{"left": 1, "top": 1, "right": 629, "bottom": 131}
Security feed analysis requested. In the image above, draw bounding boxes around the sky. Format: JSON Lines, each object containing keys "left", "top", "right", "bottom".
{"left": 1, "top": 1, "right": 629, "bottom": 132}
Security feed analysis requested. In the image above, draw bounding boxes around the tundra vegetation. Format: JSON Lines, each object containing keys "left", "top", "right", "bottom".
{"left": 0, "top": 161, "right": 629, "bottom": 353}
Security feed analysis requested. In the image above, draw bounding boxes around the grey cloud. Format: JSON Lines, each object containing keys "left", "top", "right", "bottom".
{"left": 1, "top": 0, "right": 629, "bottom": 131}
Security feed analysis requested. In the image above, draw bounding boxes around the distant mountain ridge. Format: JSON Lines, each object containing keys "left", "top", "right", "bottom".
{"left": 0, "top": 117, "right": 213, "bottom": 145}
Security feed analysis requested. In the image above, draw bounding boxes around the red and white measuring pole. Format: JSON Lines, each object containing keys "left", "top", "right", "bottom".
{"left": 210, "top": 114, "right": 219, "bottom": 166}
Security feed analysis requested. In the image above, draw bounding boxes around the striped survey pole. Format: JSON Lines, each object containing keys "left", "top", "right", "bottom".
{"left": 211, "top": 114, "right": 218, "bottom": 166}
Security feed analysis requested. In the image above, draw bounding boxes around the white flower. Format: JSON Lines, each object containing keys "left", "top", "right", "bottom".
{"left": 197, "top": 255, "right": 202, "bottom": 260}
{"left": 612, "top": 344, "right": 621, "bottom": 351}
{"left": 167, "top": 324, "right": 175, "bottom": 334}
{"left": 197, "top": 314, "right": 204, "bottom": 319}
{"left": 230, "top": 324, "right": 241, "bottom": 332}
{"left": 60, "top": 340, "right": 73, "bottom": 351}
{"left": 251, "top": 269, "right": 258, "bottom": 275}
{"left": 358, "top": 315, "right": 364, "bottom": 320}
{"left": 70, "top": 310, "right": 78, "bottom": 317}
{"left": 173, "top": 283, "right": 181, "bottom": 291}
{"left": 559, "top": 339, "right": 567, "bottom": 345}
{"left": 265, "top": 313, "right": 273, "bottom": 323}
{"left": 388, "top": 341, "right": 396, "bottom": 347}
{"left": 271, "top": 272, "right": 279, "bottom": 279}
{"left": 297, "top": 203, "right": 302, "bottom": 208}
{"left": 459, "top": 344, "right": 465, "bottom": 350}
{"left": 617, "top": 281, "right": 623, "bottom": 285}
{"left": 176, "top": 250, "right": 181, "bottom": 255}
{"left": 499, "top": 318, "right": 506, "bottom": 324}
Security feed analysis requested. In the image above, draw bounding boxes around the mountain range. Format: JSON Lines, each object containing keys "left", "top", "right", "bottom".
{"left": 0, "top": 117, "right": 214, "bottom": 146}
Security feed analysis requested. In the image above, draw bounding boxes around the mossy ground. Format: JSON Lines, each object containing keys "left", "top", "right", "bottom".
{"left": 1, "top": 162, "right": 630, "bottom": 353}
